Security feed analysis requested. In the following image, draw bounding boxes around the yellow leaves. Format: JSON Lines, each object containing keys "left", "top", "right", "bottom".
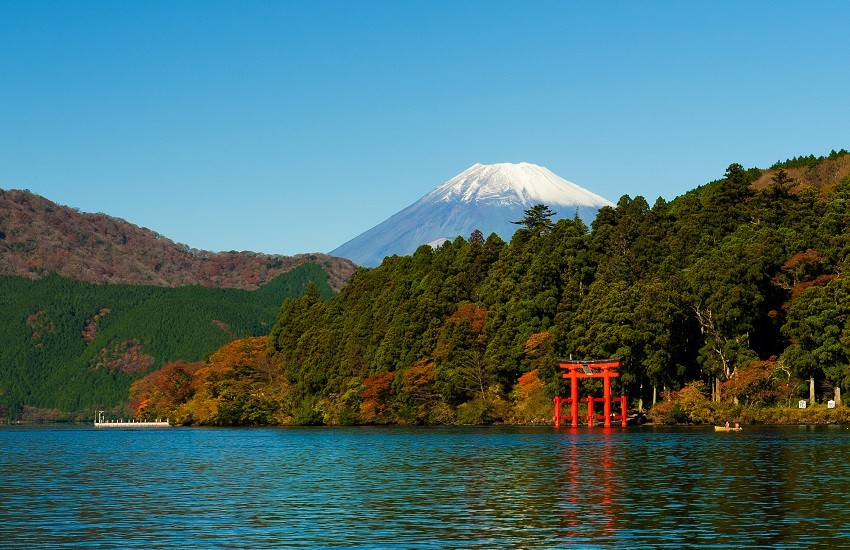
{"left": 130, "top": 336, "right": 288, "bottom": 425}
{"left": 178, "top": 379, "right": 221, "bottom": 425}
{"left": 648, "top": 381, "right": 724, "bottom": 425}
{"left": 524, "top": 331, "right": 553, "bottom": 358}
{"left": 511, "top": 369, "right": 551, "bottom": 424}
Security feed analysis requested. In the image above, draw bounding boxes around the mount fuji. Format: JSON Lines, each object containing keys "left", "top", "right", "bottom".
{"left": 330, "top": 162, "right": 613, "bottom": 267}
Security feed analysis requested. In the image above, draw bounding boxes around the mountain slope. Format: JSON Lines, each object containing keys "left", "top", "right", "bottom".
{"left": 0, "top": 263, "right": 335, "bottom": 420}
{"left": 330, "top": 163, "right": 612, "bottom": 266}
{"left": 0, "top": 189, "right": 356, "bottom": 291}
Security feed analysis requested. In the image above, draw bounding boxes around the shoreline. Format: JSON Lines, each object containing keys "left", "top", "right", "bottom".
{"left": 4, "top": 401, "right": 849, "bottom": 428}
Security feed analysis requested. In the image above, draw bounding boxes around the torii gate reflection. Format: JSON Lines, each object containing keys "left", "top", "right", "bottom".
{"left": 557, "top": 427, "right": 619, "bottom": 542}
{"left": 554, "top": 359, "right": 628, "bottom": 428}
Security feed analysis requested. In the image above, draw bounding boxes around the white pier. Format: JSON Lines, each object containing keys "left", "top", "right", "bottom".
{"left": 94, "top": 411, "right": 171, "bottom": 428}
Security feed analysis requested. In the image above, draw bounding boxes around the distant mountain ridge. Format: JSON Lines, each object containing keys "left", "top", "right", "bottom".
{"left": 330, "top": 162, "right": 613, "bottom": 267}
{"left": 0, "top": 189, "right": 356, "bottom": 291}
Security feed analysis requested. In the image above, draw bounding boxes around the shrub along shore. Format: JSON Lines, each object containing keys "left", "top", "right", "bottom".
{"left": 647, "top": 382, "right": 850, "bottom": 425}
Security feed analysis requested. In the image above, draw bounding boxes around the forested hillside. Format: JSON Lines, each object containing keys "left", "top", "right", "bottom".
{"left": 0, "top": 263, "right": 334, "bottom": 420}
{"left": 133, "top": 151, "right": 850, "bottom": 426}
{"left": 0, "top": 189, "right": 356, "bottom": 291}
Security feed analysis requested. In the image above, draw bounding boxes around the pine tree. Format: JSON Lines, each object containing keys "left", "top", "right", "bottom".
{"left": 512, "top": 204, "right": 556, "bottom": 234}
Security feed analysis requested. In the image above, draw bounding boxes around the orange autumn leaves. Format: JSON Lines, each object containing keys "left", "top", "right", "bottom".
{"left": 132, "top": 329, "right": 558, "bottom": 425}
{"left": 130, "top": 336, "right": 289, "bottom": 425}
{"left": 359, "top": 371, "right": 395, "bottom": 423}
{"left": 129, "top": 359, "right": 202, "bottom": 419}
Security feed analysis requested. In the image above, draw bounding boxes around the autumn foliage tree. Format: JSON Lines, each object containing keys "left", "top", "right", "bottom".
{"left": 130, "top": 360, "right": 203, "bottom": 420}
{"left": 511, "top": 369, "right": 551, "bottom": 424}
{"left": 359, "top": 371, "right": 396, "bottom": 424}
{"left": 131, "top": 336, "right": 288, "bottom": 425}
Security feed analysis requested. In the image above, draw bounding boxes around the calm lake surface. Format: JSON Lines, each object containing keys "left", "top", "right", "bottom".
{"left": 2, "top": 425, "right": 849, "bottom": 548}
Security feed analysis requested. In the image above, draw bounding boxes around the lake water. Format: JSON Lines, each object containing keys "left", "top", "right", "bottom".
{"left": 1, "top": 425, "right": 849, "bottom": 548}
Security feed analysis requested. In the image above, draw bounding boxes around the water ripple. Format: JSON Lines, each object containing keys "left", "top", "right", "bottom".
{"left": 2, "top": 425, "right": 850, "bottom": 548}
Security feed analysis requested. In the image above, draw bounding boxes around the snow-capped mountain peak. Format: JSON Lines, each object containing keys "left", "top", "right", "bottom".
{"left": 330, "top": 162, "right": 613, "bottom": 267}
{"left": 425, "top": 162, "right": 609, "bottom": 207}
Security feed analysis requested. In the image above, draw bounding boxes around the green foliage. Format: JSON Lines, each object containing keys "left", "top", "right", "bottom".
{"left": 262, "top": 151, "right": 850, "bottom": 425}
{"left": 511, "top": 204, "right": 557, "bottom": 234}
{"left": 771, "top": 149, "right": 848, "bottom": 170}
{"left": 0, "top": 263, "right": 334, "bottom": 420}
{"left": 782, "top": 277, "right": 850, "bottom": 387}
{"left": 648, "top": 382, "right": 729, "bottom": 424}
{"left": 736, "top": 403, "right": 850, "bottom": 425}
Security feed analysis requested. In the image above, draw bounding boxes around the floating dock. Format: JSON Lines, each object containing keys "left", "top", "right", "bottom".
{"left": 94, "top": 419, "right": 171, "bottom": 428}
{"left": 94, "top": 411, "right": 170, "bottom": 428}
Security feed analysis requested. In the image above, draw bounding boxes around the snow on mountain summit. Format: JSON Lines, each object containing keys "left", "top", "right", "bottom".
{"left": 330, "top": 162, "right": 613, "bottom": 267}
{"left": 428, "top": 162, "right": 610, "bottom": 207}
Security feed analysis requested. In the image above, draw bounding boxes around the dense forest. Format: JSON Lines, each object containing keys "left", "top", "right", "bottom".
{"left": 130, "top": 151, "right": 850, "bottom": 426}
{"left": 0, "top": 262, "right": 334, "bottom": 420}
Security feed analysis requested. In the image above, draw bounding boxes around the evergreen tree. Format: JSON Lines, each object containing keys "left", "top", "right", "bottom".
{"left": 512, "top": 204, "right": 557, "bottom": 234}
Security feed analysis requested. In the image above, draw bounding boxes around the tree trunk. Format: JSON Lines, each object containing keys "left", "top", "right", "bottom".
{"left": 652, "top": 385, "right": 657, "bottom": 407}
{"left": 836, "top": 386, "right": 842, "bottom": 407}
{"left": 809, "top": 377, "right": 816, "bottom": 404}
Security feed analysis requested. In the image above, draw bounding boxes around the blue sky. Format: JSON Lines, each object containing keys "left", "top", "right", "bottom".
{"left": 2, "top": 1, "right": 848, "bottom": 255}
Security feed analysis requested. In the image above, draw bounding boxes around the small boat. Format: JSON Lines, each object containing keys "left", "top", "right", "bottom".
{"left": 714, "top": 425, "right": 743, "bottom": 432}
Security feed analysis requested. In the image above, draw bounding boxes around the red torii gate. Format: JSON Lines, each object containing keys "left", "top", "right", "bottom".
{"left": 554, "top": 359, "right": 627, "bottom": 428}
